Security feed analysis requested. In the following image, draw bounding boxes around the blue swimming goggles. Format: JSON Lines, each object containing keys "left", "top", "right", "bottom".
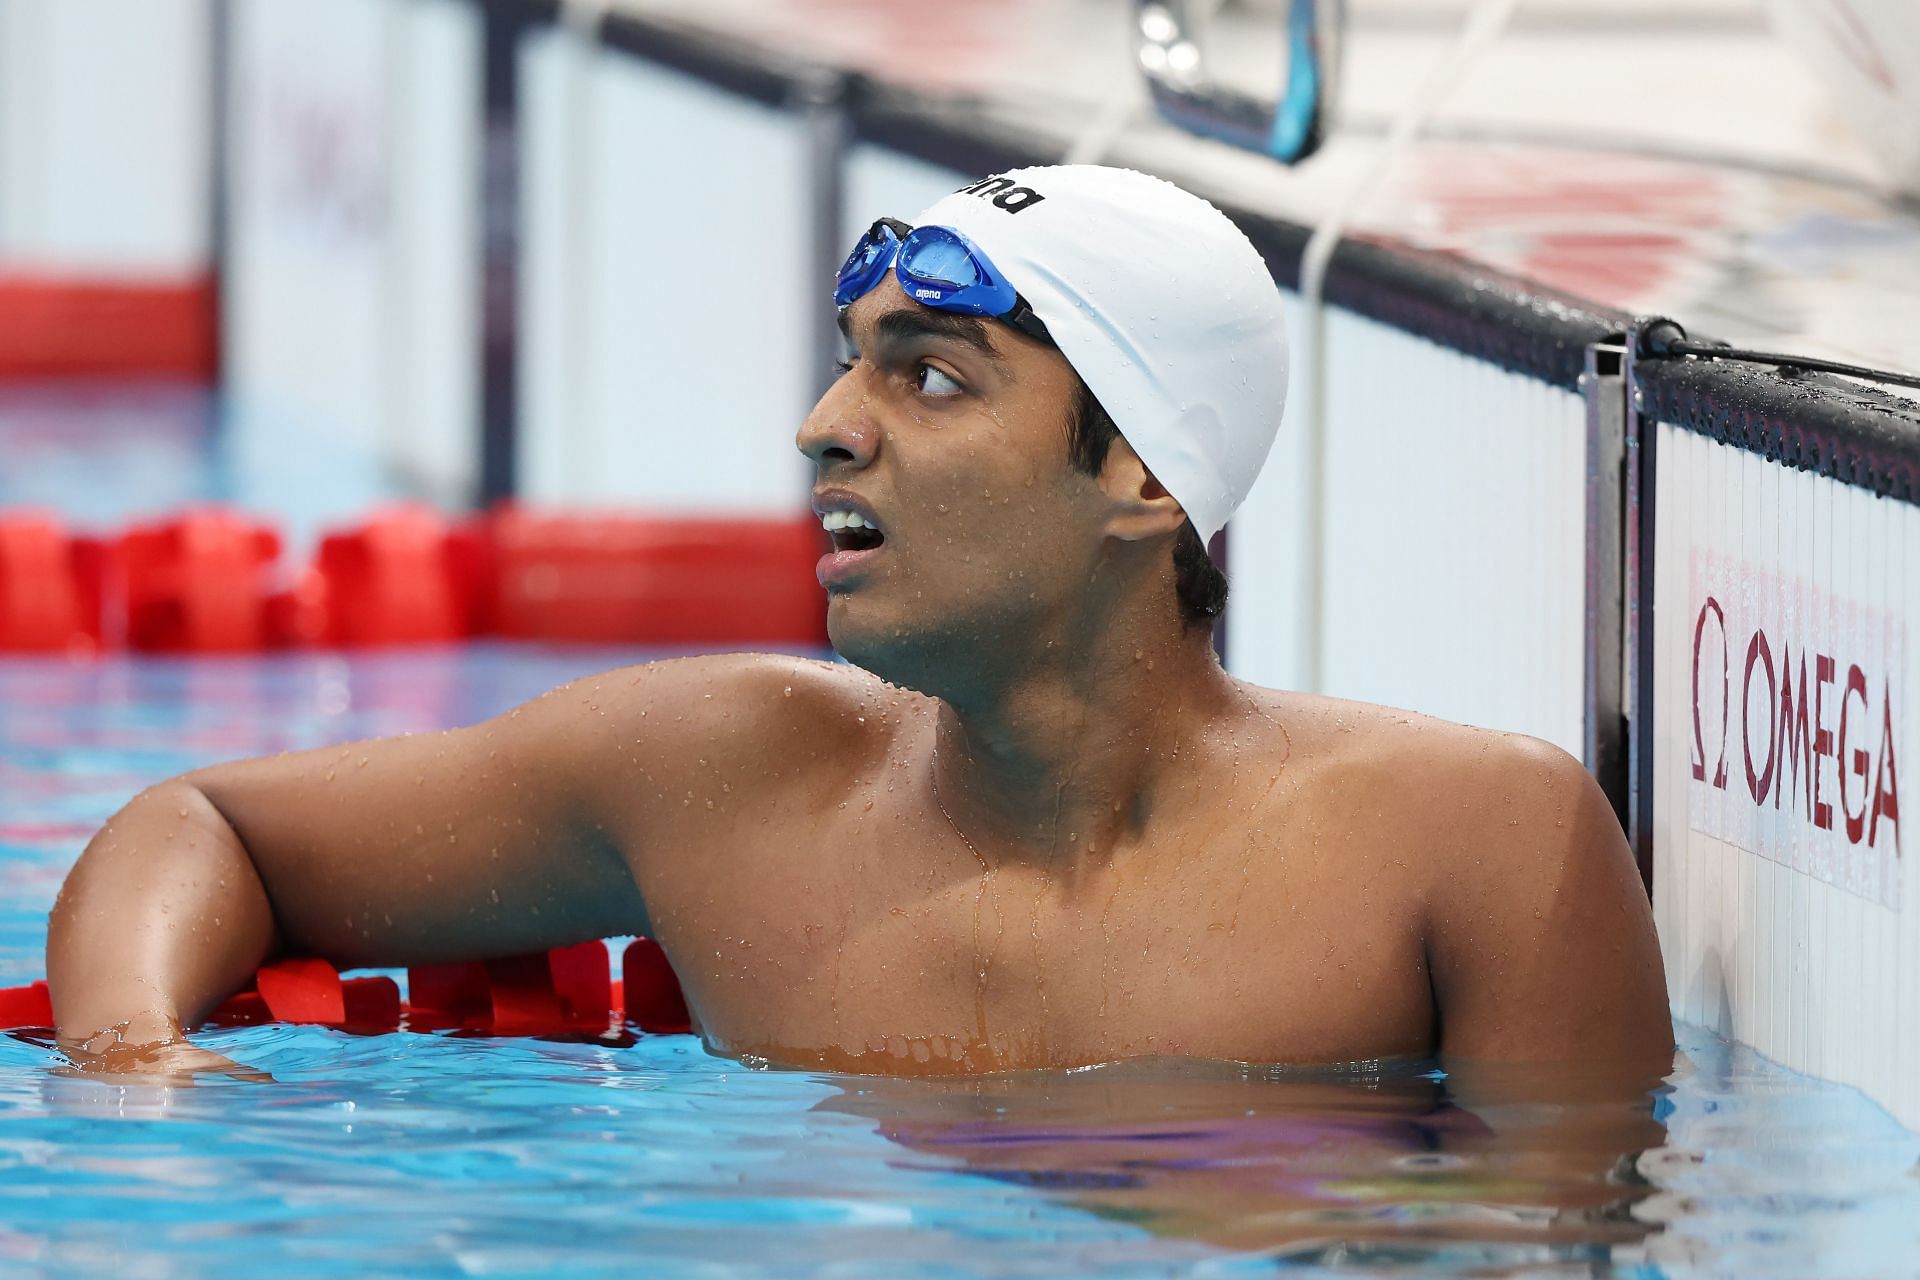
{"left": 834, "top": 217, "right": 1053, "bottom": 347}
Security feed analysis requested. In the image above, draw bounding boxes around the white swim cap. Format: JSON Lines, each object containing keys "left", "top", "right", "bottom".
{"left": 912, "top": 165, "right": 1289, "bottom": 543}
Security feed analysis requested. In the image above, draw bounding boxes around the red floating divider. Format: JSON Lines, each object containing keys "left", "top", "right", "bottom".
{"left": 406, "top": 958, "right": 492, "bottom": 1027}
{"left": 0, "top": 512, "right": 103, "bottom": 654}
{"left": 342, "top": 975, "right": 403, "bottom": 1027}
{"left": 0, "top": 939, "right": 691, "bottom": 1040}
{"left": 119, "top": 509, "right": 282, "bottom": 653}
{"left": 485, "top": 953, "right": 566, "bottom": 1035}
{"left": 264, "top": 564, "right": 328, "bottom": 650}
{"left": 255, "top": 956, "right": 348, "bottom": 1025}
{"left": 624, "top": 937, "right": 693, "bottom": 1034}
{"left": 1, "top": 501, "right": 831, "bottom": 655}
{"left": 212, "top": 989, "right": 271, "bottom": 1026}
{"left": 314, "top": 504, "right": 481, "bottom": 647}
{"left": 0, "top": 981, "right": 51, "bottom": 1028}
{"left": 549, "top": 939, "right": 616, "bottom": 1031}
{"left": 488, "top": 509, "right": 829, "bottom": 647}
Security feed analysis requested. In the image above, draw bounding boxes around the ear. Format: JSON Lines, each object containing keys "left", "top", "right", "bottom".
{"left": 1095, "top": 435, "right": 1188, "bottom": 543}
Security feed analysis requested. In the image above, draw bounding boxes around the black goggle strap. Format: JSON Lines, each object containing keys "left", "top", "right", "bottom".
{"left": 840, "top": 216, "right": 911, "bottom": 274}
{"left": 1000, "top": 295, "right": 1054, "bottom": 348}
{"left": 860, "top": 216, "right": 912, "bottom": 261}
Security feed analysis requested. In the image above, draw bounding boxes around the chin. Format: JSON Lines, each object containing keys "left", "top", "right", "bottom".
{"left": 825, "top": 596, "right": 944, "bottom": 695}
{"left": 826, "top": 597, "right": 895, "bottom": 672}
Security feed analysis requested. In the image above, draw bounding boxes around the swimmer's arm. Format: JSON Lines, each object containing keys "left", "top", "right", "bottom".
{"left": 47, "top": 667, "right": 666, "bottom": 1059}
{"left": 1426, "top": 738, "right": 1673, "bottom": 1068}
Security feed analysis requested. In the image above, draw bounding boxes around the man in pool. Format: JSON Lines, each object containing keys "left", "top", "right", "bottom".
{"left": 47, "top": 165, "right": 1671, "bottom": 1076}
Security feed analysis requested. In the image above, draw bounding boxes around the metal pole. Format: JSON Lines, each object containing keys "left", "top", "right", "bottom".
{"left": 797, "top": 69, "right": 847, "bottom": 407}
{"left": 1582, "top": 340, "right": 1630, "bottom": 836}
{"left": 207, "top": 0, "right": 233, "bottom": 395}
{"left": 1622, "top": 326, "right": 1661, "bottom": 894}
{"left": 477, "top": 0, "right": 529, "bottom": 505}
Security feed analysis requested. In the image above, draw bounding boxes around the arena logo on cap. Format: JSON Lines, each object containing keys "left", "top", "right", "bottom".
{"left": 954, "top": 175, "right": 1046, "bottom": 213}
{"left": 1685, "top": 550, "right": 1904, "bottom": 909}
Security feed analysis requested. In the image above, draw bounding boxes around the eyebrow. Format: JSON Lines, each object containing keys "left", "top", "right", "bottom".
{"left": 840, "top": 306, "right": 1007, "bottom": 368}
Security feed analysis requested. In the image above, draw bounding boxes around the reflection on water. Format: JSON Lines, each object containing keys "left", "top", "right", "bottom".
{"left": 2, "top": 648, "right": 1918, "bottom": 1276}
{"left": 820, "top": 1054, "right": 1662, "bottom": 1271}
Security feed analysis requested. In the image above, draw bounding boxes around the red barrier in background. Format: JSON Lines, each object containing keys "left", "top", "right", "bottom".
{"left": 489, "top": 508, "right": 829, "bottom": 647}
{"left": 119, "top": 509, "right": 282, "bottom": 653}
{"left": 0, "top": 504, "right": 830, "bottom": 653}
{"left": 0, "top": 276, "right": 218, "bottom": 381}
{"left": 313, "top": 504, "right": 483, "bottom": 647}
{"left": 0, "top": 512, "right": 104, "bottom": 655}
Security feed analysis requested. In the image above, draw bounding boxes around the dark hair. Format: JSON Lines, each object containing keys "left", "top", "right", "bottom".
{"left": 1065, "top": 380, "right": 1228, "bottom": 629}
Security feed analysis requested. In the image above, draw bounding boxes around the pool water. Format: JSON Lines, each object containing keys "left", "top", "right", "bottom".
{"left": 2, "top": 646, "right": 1918, "bottom": 1277}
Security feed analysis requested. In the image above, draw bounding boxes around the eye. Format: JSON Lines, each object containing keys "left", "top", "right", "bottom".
{"left": 832, "top": 358, "right": 855, "bottom": 380}
{"left": 916, "top": 364, "right": 964, "bottom": 397}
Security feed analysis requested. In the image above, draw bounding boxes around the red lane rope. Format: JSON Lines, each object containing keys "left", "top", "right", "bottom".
{"left": 0, "top": 503, "right": 830, "bottom": 654}
{"left": 0, "top": 937, "right": 691, "bottom": 1039}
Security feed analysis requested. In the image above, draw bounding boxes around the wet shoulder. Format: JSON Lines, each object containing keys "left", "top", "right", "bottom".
{"left": 1242, "top": 687, "right": 1592, "bottom": 876}
{"left": 597, "top": 651, "right": 923, "bottom": 780}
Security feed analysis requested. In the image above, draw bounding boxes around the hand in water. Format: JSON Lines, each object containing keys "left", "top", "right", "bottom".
{"left": 57, "top": 1010, "right": 273, "bottom": 1084}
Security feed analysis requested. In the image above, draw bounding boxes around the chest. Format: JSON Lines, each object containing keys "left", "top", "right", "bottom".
{"left": 651, "top": 811, "right": 1435, "bottom": 1072}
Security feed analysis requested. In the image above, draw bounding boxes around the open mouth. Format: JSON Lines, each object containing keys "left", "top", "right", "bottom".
{"left": 821, "top": 510, "right": 885, "bottom": 553}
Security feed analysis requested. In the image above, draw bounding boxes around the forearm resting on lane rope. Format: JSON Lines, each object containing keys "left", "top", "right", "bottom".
{"left": 47, "top": 781, "right": 279, "bottom": 1054}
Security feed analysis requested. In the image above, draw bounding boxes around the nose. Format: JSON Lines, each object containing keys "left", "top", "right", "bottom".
{"left": 796, "top": 375, "right": 879, "bottom": 472}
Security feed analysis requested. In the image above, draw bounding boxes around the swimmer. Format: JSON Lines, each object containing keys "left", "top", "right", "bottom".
{"left": 47, "top": 166, "right": 1671, "bottom": 1078}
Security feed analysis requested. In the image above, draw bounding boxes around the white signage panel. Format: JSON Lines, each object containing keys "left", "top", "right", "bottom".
{"left": 1685, "top": 549, "right": 1905, "bottom": 909}
{"left": 1653, "top": 424, "right": 1917, "bottom": 1129}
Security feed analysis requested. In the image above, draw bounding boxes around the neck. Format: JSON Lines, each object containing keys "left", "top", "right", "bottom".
{"left": 929, "top": 620, "right": 1234, "bottom": 868}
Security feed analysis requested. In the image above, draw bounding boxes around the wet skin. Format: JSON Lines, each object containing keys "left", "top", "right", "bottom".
{"left": 45, "top": 279, "right": 1673, "bottom": 1078}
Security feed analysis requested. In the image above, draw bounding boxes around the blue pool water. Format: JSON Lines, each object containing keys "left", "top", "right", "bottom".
{"left": 3, "top": 646, "right": 1919, "bottom": 1278}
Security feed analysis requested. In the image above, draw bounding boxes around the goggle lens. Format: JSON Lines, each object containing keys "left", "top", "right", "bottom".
{"left": 898, "top": 229, "right": 982, "bottom": 289}
{"left": 834, "top": 221, "right": 902, "bottom": 307}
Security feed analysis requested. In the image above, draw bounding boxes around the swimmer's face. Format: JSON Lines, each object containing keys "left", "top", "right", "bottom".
{"left": 797, "top": 278, "right": 1120, "bottom": 686}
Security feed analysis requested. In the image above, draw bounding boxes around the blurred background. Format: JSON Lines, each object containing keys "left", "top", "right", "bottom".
{"left": 1, "top": 0, "right": 1915, "bottom": 545}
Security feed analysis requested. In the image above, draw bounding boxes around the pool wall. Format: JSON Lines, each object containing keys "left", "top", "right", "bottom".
{"left": 19, "top": 0, "right": 1920, "bottom": 1130}
{"left": 1642, "top": 359, "right": 1920, "bottom": 1129}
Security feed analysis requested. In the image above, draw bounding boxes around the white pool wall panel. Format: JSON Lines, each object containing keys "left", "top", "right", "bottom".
{"left": 0, "top": 0, "right": 212, "bottom": 276}
{"left": 224, "top": 0, "right": 480, "bottom": 521}
{"left": 384, "top": 0, "right": 483, "bottom": 503}
{"left": 224, "top": 0, "right": 392, "bottom": 507}
{"left": 1652, "top": 423, "right": 1917, "bottom": 1128}
{"left": 1223, "top": 291, "right": 1313, "bottom": 694}
{"left": 516, "top": 31, "right": 812, "bottom": 511}
{"left": 1230, "top": 308, "right": 1587, "bottom": 758}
